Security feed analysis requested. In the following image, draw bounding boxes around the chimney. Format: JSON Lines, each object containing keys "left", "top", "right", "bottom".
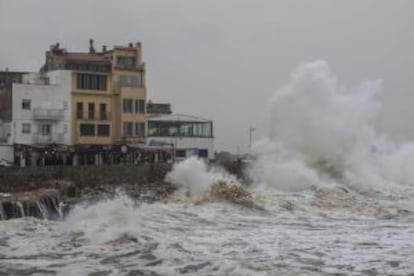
{"left": 89, "top": 39, "right": 96, "bottom": 54}
{"left": 102, "top": 45, "right": 107, "bottom": 53}
{"left": 136, "top": 42, "right": 141, "bottom": 48}
{"left": 129, "top": 42, "right": 133, "bottom": 47}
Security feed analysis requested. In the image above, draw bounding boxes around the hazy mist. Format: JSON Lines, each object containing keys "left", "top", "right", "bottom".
{"left": 1, "top": 0, "right": 413, "bottom": 152}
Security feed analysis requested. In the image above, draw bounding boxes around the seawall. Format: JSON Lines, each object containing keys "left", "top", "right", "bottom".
{"left": 0, "top": 164, "right": 173, "bottom": 220}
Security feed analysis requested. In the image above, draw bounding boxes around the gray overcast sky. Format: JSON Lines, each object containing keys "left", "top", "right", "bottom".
{"left": 1, "top": 0, "right": 413, "bottom": 152}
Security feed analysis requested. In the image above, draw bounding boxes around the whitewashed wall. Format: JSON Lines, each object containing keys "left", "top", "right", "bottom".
{"left": 12, "top": 70, "right": 72, "bottom": 145}
{"left": 0, "top": 144, "right": 13, "bottom": 162}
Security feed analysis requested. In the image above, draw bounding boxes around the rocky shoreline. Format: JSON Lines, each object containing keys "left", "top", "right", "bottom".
{"left": 0, "top": 161, "right": 247, "bottom": 220}
{"left": 0, "top": 164, "right": 175, "bottom": 220}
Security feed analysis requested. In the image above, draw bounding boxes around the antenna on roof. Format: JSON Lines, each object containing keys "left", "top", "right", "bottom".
{"left": 89, "top": 39, "right": 96, "bottom": 54}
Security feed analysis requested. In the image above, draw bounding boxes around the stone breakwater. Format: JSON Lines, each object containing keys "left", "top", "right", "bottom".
{"left": 0, "top": 164, "right": 174, "bottom": 220}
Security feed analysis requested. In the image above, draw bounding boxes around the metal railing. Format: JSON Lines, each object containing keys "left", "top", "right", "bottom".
{"left": 33, "top": 132, "right": 64, "bottom": 144}
{"left": 77, "top": 112, "right": 111, "bottom": 121}
{"left": 33, "top": 108, "right": 64, "bottom": 120}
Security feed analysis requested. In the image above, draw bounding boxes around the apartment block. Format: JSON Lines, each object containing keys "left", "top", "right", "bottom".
{"left": 12, "top": 71, "right": 72, "bottom": 166}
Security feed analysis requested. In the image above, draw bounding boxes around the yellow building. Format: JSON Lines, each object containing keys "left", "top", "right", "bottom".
{"left": 44, "top": 40, "right": 147, "bottom": 164}
{"left": 106, "top": 43, "right": 147, "bottom": 144}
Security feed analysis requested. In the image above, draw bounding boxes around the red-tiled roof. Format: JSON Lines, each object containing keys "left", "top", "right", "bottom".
{"left": 62, "top": 53, "right": 110, "bottom": 64}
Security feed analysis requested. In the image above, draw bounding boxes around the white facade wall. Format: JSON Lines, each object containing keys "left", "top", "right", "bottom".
{"left": 12, "top": 70, "right": 72, "bottom": 145}
{"left": 0, "top": 144, "right": 13, "bottom": 162}
{"left": 147, "top": 136, "right": 214, "bottom": 160}
{"left": 0, "top": 122, "right": 11, "bottom": 143}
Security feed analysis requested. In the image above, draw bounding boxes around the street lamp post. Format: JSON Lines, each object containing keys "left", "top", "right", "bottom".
{"left": 248, "top": 127, "right": 256, "bottom": 148}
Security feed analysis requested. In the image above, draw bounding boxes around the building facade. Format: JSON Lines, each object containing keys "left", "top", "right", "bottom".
{"left": 147, "top": 114, "right": 214, "bottom": 160}
{"left": 109, "top": 44, "right": 147, "bottom": 144}
{"left": 6, "top": 40, "right": 215, "bottom": 166}
{"left": 40, "top": 40, "right": 148, "bottom": 165}
{"left": 0, "top": 70, "right": 26, "bottom": 122}
{"left": 12, "top": 70, "right": 72, "bottom": 166}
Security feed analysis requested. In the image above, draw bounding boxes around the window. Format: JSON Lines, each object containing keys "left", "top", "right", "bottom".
{"left": 40, "top": 124, "right": 51, "bottom": 136}
{"left": 117, "top": 75, "right": 141, "bottom": 88}
{"left": 22, "top": 99, "right": 31, "bottom": 110}
{"left": 123, "top": 99, "right": 133, "bottom": 113}
{"left": 22, "top": 123, "right": 31, "bottom": 134}
{"left": 135, "top": 100, "right": 145, "bottom": 114}
{"left": 80, "top": 124, "right": 95, "bottom": 136}
{"left": 117, "top": 56, "right": 136, "bottom": 68}
{"left": 100, "top": 103, "right": 107, "bottom": 120}
{"left": 176, "top": 150, "right": 186, "bottom": 158}
{"left": 88, "top": 103, "right": 95, "bottom": 120}
{"left": 97, "top": 124, "right": 110, "bottom": 136}
{"left": 147, "top": 121, "right": 213, "bottom": 137}
{"left": 63, "top": 101, "right": 68, "bottom": 110}
{"left": 198, "top": 149, "right": 208, "bottom": 158}
{"left": 76, "top": 102, "right": 83, "bottom": 119}
{"left": 64, "top": 124, "right": 68, "bottom": 133}
{"left": 123, "top": 122, "right": 133, "bottom": 137}
{"left": 76, "top": 73, "right": 107, "bottom": 90}
{"left": 135, "top": 122, "right": 145, "bottom": 137}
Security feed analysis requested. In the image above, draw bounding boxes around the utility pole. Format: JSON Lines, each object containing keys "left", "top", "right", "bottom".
{"left": 248, "top": 127, "right": 255, "bottom": 148}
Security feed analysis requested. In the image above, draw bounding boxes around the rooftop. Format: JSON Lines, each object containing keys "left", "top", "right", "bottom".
{"left": 60, "top": 53, "right": 110, "bottom": 64}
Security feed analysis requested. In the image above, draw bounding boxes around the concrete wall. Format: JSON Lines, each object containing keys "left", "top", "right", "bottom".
{"left": 0, "top": 71, "right": 26, "bottom": 122}
{"left": 0, "top": 122, "right": 11, "bottom": 143}
{"left": 0, "top": 163, "right": 172, "bottom": 193}
{"left": 12, "top": 71, "right": 72, "bottom": 145}
{"left": 0, "top": 144, "right": 13, "bottom": 162}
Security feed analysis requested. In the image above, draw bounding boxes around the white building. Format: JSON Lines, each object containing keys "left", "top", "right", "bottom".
{"left": 12, "top": 70, "right": 72, "bottom": 147}
{"left": 0, "top": 121, "right": 13, "bottom": 163}
{"left": 147, "top": 114, "right": 214, "bottom": 160}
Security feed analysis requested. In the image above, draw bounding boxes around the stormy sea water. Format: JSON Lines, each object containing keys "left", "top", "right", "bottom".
{"left": 2, "top": 61, "right": 414, "bottom": 275}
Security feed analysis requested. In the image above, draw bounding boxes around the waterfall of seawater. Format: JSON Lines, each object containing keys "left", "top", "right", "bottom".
{"left": 0, "top": 196, "right": 64, "bottom": 220}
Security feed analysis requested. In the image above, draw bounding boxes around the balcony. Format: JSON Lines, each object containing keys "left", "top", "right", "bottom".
{"left": 33, "top": 132, "right": 64, "bottom": 144}
{"left": 33, "top": 108, "right": 64, "bottom": 120}
{"left": 114, "top": 62, "right": 145, "bottom": 72}
{"left": 77, "top": 112, "right": 111, "bottom": 121}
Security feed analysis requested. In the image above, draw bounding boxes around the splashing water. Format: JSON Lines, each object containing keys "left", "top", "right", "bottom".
{"left": 250, "top": 60, "right": 414, "bottom": 198}
{"left": 165, "top": 156, "right": 239, "bottom": 198}
{"left": 2, "top": 61, "right": 414, "bottom": 275}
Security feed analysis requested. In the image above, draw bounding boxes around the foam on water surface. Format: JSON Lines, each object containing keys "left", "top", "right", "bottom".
{"left": 2, "top": 61, "right": 414, "bottom": 275}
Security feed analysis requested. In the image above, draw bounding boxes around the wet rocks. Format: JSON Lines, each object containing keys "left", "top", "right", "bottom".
{"left": 0, "top": 164, "right": 175, "bottom": 220}
{"left": 210, "top": 181, "right": 252, "bottom": 200}
{"left": 201, "top": 181, "right": 258, "bottom": 208}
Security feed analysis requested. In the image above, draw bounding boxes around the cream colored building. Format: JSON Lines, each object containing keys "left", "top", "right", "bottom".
{"left": 34, "top": 40, "right": 148, "bottom": 165}
{"left": 106, "top": 43, "right": 147, "bottom": 143}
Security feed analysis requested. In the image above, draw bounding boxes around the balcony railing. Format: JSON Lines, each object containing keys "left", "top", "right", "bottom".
{"left": 114, "top": 63, "right": 145, "bottom": 72}
{"left": 33, "top": 108, "right": 64, "bottom": 120}
{"left": 77, "top": 112, "right": 111, "bottom": 121}
{"left": 33, "top": 132, "right": 64, "bottom": 144}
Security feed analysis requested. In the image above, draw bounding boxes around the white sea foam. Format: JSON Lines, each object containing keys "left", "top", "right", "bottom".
{"left": 165, "top": 156, "right": 238, "bottom": 198}
{"left": 248, "top": 60, "right": 414, "bottom": 197}
{"left": 2, "top": 61, "right": 414, "bottom": 275}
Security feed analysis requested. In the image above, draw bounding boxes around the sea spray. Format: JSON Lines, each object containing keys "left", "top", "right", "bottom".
{"left": 165, "top": 156, "right": 238, "bottom": 198}
{"left": 249, "top": 60, "right": 414, "bottom": 197}
{"left": 2, "top": 62, "right": 414, "bottom": 275}
{"left": 62, "top": 192, "right": 148, "bottom": 245}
